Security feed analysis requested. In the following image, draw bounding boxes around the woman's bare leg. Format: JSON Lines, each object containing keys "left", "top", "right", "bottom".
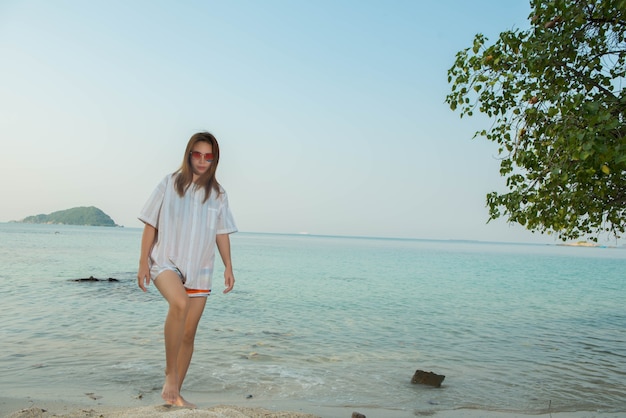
{"left": 153, "top": 271, "right": 190, "bottom": 406}
{"left": 177, "top": 296, "right": 207, "bottom": 392}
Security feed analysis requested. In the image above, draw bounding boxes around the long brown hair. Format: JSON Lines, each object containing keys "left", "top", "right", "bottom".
{"left": 174, "top": 132, "right": 222, "bottom": 202}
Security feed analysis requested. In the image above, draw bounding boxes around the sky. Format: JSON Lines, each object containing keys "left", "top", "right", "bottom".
{"left": 0, "top": 0, "right": 587, "bottom": 244}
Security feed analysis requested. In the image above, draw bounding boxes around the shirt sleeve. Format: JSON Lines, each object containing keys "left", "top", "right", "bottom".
{"left": 138, "top": 175, "right": 170, "bottom": 228}
{"left": 216, "top": 190, "right": 238, "bottom": 235}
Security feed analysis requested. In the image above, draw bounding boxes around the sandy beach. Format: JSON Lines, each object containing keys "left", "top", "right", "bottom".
{"left": 2, "top": 396, "right": 624, "bottom": 418}
{"left": 0, "top": 397, "right": 408, "bottom": 418}
{"left": 3, "top": 402, "right": 321, "bottom": 418}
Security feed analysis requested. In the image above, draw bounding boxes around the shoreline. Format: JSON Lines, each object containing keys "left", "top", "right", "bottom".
{"left": 0, "top": 396, "right": 405, "bottom": 418}
{"left": 2, "top": 397, "right": 624, "bottom": 418}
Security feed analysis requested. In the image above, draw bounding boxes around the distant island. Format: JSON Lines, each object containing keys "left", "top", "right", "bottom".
{"left": 16, "top": 206, "right": 119, "bottom": 227}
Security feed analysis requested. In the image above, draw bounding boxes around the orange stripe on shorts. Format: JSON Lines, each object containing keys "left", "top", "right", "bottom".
{"left": 185, "top": 288, "right": 211, "bottom": 296}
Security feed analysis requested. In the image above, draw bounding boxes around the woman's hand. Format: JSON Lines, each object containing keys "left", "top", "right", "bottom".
{"left": 216, "top": 233, "right": 235, "bottom": 294}
{"left": 138, "top": 223, "right": 157, "bottom": 292}
{"left": 137, "top": 263, "right": 151, "bottom": 292}
{"left": 223, "top": 266, "right": 235, "bottom": 294}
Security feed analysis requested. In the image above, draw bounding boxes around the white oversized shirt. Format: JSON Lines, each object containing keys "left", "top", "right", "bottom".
{"left": 138, "top": 173, "right": 237, "bottom": 293}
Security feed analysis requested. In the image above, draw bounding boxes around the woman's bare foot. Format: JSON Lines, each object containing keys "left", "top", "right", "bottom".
{"left": 162, "top": 379, "right": 196, "bottom": 408}
{"left": 161, "top": 375, "right": 180, "bottom": 405}
{"left": 163, "top": 393, "right": 196, "bottom": 408}
{"left": 177, "top": 395, "right": 197, "bottom": 408}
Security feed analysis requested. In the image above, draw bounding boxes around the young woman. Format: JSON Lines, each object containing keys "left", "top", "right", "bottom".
{"left": 137, "top": 132, "right": 237, "bottom": 407}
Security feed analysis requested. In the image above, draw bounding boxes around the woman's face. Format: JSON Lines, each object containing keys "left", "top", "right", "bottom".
{"left": 189, "top": 141, "right": 213, "bottom": 181}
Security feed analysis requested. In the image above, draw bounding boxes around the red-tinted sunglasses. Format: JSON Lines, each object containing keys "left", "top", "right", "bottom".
{"left": 189, "top": 151, "right": 214, "bottom": 162}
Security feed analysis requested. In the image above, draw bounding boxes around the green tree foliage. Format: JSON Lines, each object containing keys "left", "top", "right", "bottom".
{"left": 446, "top": 0, "right": 625, "bottom": 241}
{"left": 21, "top": 206, "right": 117, "bottom": 226}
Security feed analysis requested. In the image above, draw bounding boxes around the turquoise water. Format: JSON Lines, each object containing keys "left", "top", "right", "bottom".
{"left": 0, "top": 223, "right": 625, "bottom": 414}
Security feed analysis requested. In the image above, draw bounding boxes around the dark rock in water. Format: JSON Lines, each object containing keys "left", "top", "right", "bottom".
{"left": 352, "top": 412, "right": 366, "bottom": 418}
{"left": 411, "top": 369, "right": 445, "bottom": 387}
{"left": 72, "top": 276, "right": 119, "bottom": 282}
{"left": 74, "top": 276, "right": 99, "bottom": 282}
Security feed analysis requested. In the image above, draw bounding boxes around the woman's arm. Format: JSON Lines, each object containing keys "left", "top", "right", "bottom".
{"left": 216, "top": 233, "right": 235, "bottom": 294}
{"left": 137, "top": 223, "right": 157, "bottom": 292}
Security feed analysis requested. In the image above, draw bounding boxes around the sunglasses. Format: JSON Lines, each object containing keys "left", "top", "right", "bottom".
{"left": 189, "top": 151, "right": 214, "bottom": 162}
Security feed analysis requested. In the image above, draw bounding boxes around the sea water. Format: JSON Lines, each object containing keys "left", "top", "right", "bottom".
{"left": 0, "top": 223, "right": 624, "bottom": 414}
